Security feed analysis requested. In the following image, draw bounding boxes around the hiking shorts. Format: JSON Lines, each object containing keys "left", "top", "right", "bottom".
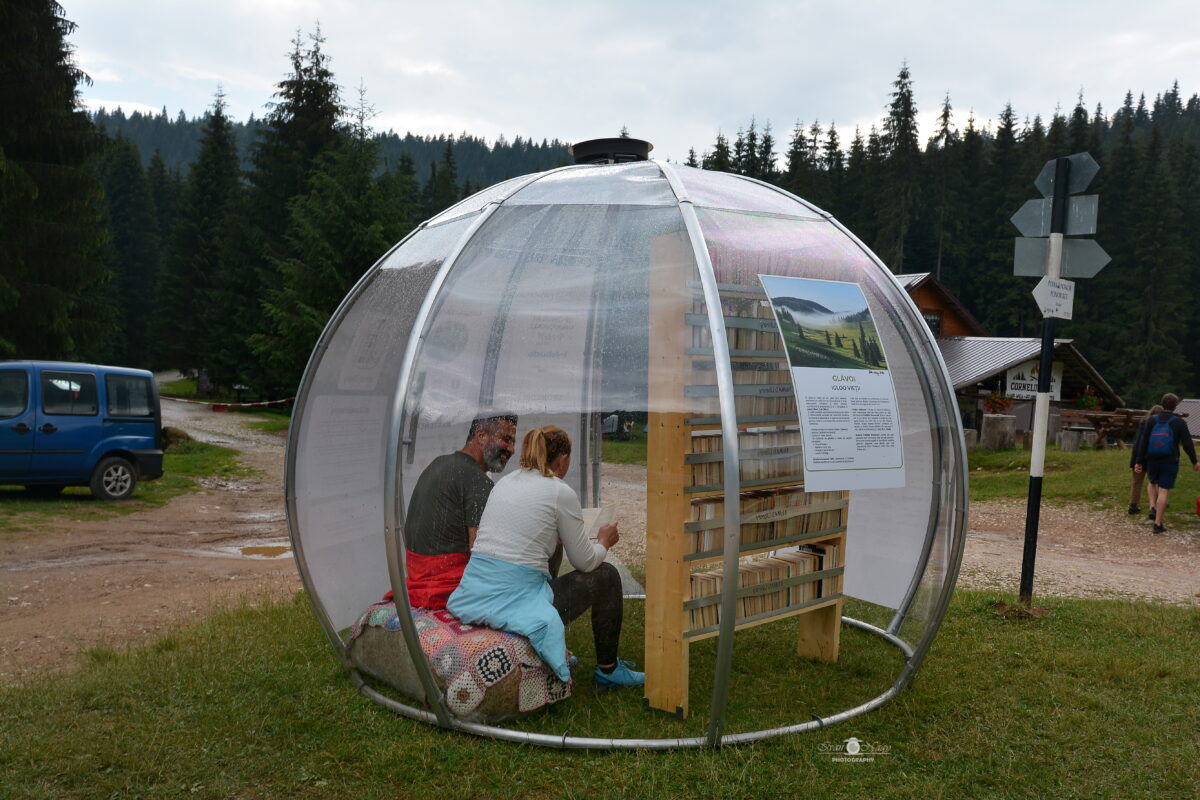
{"left": 1146, "top": 460, "right": 1180, "bottom": 489}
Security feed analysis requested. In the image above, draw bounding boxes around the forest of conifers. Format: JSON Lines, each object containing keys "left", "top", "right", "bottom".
{"left": 4, "top": 3, "right": 1199, "bottom": 406}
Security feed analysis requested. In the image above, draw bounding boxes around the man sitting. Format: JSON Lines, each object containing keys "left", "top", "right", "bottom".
{"left": 403, "top": 413, "right": 517, "bottom": 608}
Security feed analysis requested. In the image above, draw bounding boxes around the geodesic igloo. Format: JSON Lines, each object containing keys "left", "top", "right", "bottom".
{"left": 286, "top": 143, "right": 968, "bottom": 749}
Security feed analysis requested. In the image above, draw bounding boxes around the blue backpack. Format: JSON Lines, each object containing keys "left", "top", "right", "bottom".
{"left": 1147, "top": 415, "right": 1176, "bottom": 457}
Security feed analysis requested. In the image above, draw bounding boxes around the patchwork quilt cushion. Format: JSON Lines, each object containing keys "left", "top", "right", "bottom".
{"left": 346, "top": 601, "right": 572, "bottom": 723}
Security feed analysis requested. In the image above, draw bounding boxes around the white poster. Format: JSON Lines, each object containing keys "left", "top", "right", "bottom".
{"left": 759, "top": 275, "right": 905, "bottom": 491}
{"left": 1006, "top": 360, "right": 1063, "bottom": 401}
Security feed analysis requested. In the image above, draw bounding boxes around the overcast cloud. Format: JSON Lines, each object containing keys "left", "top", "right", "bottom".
{"left": 69, "top": 0, "right": 1200, "bottom": 162}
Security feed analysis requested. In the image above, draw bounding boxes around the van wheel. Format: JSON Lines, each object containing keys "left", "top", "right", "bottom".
{"left": 90, "top": 456, "right": 137, "bottom": 500}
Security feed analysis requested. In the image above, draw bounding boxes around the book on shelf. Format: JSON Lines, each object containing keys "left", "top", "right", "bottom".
{"left": 687, "top": 540, "right": 843, "bottom": 630}
{"left": 689, "top": 296, "right": 783, "bottom": 354}
{"left": 688, "top": 427, "right": 803, "bottom": 487}
{"left": 687, "top": 487, "right": 845, "bottom": 555}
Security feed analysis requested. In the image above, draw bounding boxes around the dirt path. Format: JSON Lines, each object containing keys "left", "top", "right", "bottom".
{"left": 0, "top": 399, "right": 300, "bottom": 684}
{"left": 958, "top": 498, "right": 1199, "bottom": 605}
{"left": 2, "top": 411, "right": 1196, "bottom": 685}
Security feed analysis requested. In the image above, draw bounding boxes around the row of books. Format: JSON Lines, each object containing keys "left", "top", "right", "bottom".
{"left": 687, "top": 487, "right": 845, "bottom": 554}
{"left": 689, "top": 428, "right": 803, "bottom": 487}
{"left": 687, "top": 543, "right": 842, "bottom": 630}
{"left": 690, "top": 297, "right": 783, "bottom": 353}
{"left": 688, "top": 386, "right": 797, "bottom": 419}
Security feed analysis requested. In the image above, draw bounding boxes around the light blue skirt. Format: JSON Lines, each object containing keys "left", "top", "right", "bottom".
{"left": 447, "top": 553, "right": 569, "bottom": 682}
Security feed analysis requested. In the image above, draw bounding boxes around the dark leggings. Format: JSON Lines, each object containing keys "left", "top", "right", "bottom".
{"left": 550, "top": 562, "right": 623, "bottom": 666}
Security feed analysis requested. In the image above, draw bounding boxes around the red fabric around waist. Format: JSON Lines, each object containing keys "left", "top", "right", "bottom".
{"left": 382, "top": 550, "right": 470, "bottom": 610}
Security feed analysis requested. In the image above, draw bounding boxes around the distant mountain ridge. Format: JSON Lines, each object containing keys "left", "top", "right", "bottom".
{"left": 772, "top": 296, "right": 835, "bottom": 315}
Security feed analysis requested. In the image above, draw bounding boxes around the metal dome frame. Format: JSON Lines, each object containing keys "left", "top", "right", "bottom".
{"left": 285, "top": 160, "right": 968, "bottom": 749}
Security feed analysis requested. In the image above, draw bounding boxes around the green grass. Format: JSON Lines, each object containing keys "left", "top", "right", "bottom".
{"left": 0, "top": 440, "right": 247, "bottom": 535}
{"left": 1, "top": 589, "right": 1196, "bottom": 799}
{"left": 601, "top": 429, "right": 648, "bottom": 466}
{"left": 157, "top": 376, "right": 197, "bottom": 397}
{"left": 967, "top": 445, "right": 1200, "bottom": 528}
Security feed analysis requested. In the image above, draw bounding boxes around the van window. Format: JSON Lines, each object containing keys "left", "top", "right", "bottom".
{"left": 42, "top": 371, "right": 99, "bottom": 416}
{"left": 106, "top": 374, "right": 154, "bottom": 417}
{"left": 0, "top": 371, "right": 28, "bottom": 419}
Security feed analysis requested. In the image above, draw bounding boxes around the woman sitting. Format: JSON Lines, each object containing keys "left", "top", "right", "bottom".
{"left": 447, "top": 425, "right": 643, "bottom": 690}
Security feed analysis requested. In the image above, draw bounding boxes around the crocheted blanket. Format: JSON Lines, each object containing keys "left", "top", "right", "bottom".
{"left": 348, "top": 601, "right": 572, "bottom": 720}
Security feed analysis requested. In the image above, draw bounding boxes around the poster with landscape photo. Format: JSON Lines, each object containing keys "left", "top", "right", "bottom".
{"left": 759, "top": 275, "right": 905, "bottom": 491}
{"left": 763, "top": 278, "right": 890, "bottom": 372}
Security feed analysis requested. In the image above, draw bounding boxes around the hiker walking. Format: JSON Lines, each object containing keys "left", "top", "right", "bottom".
{"left": 1133, "top": 393, "right": 1199, "bottom": 534}
{"left": 1127, "top": 404, "right": 1162, "bottom": 515}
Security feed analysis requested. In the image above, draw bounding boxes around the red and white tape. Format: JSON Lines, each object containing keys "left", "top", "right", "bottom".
{"left": 162, "top": 395, "right": 294, "bottom": 411}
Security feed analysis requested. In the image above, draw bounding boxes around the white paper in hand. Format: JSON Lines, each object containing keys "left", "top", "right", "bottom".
{"left": 582, "top": 506, "right": 615, "bottom": 540}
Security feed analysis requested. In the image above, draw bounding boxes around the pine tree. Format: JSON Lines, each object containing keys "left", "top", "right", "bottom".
{"left": 756, "top": 122, "right": 778, "bottom": 183}
{"left": 782, "top": 121, "right": 816, "bottom": 200}
{"left": 100, "top": 135, "right": 161, "bottom": 367}
{"left": 0, "top": 0, "right": 114, "bottom": 359}
{"left": 426, "top": 139, "right": 460, "bottom": 216}
{"left": 221, "top": 27, "right": 346, "bottom": 392}
{"left": 926, "top": 93, "right": 962, "bottom": 282}
{"left": 822, "top": 123, "right": 844, "bottom": 214}
{"left": 146, "top": 148, "right": 181, "bottom": 247}
{"left": 875, "top": 63, "right": 923, "bottom": 272}
{"left": 253, "top": 91, "right": 418, "bottom": 382}
{"left": 976, "top": 103, "right": 1030, "bottom": 336}
{"left": 702, "top": 132, "right": 733, "bottom": 172}
{"left": 152, "top": 92, "right": 241, "bottom": 375}
{"left": 1121, "top": 126, "right": 1189, "bottom": 404}
{"left": 685, "top": 147, "right": 699, "bottom": 168}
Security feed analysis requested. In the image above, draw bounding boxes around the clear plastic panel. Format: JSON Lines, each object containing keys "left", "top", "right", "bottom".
{"left": 397, "top": 203, "right": 692, "bottom": 524}
{"left": 674, "top": 165, "right": 823, "bottom": 219}
{"left": 506, "top": 162, "right": 675, "bottom": 206}
{"left": 424, "top": 176, "right": 531, "bottom": 226}
{"left": 292, "top": 215, "right": 475, "bottom": 632}
{"left": 694, "top": 207, "right": 964, "bottom": 649}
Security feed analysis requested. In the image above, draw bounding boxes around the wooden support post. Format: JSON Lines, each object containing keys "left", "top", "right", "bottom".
{"left": 643, "top": 232, "right": 694, "bottom": 717}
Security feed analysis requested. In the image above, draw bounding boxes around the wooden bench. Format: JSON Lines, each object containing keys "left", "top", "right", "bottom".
{"left": 1058, "top": 407, "right": 1189, "bottom": 446}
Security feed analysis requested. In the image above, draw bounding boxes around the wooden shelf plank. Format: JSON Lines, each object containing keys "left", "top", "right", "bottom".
{"left": 684, "top": 526, "right": 846, "bottom": 564}
{"left": 684, "top": 596, "right": 843, "bottom": 641}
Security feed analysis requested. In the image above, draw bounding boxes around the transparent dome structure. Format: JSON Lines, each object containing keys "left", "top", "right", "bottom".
{"left": 286, "top": 160, "right": 968, "bottom": 749}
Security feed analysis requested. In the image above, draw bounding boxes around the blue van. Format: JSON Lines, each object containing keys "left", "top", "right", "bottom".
{"left": 0, "top": 361, "right": 164, "bottom": 500}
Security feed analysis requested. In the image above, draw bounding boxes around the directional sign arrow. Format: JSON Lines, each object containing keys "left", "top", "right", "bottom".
{"left": 1014, "top": 237, "right": 1112, "bottom": 278}
{"left": 1010, "top": 195, "right": 1098, "bottom": 237}
{"left": 1035, "top": 152, "right": 1100, "bottom": 197}
{"left": 1032, "top": 276, "right": 1075, "bottom": 320}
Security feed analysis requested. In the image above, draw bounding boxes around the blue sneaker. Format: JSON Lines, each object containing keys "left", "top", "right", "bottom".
{"left": 568, "top": 654, "right": 579, "bottom": 670}
{"left": 593, "top": 659, "right": 644, "bottom": 691}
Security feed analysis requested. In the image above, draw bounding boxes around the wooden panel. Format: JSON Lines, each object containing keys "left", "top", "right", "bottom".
{"left": 643, "top": 231, "right": 694, "bottom": 717}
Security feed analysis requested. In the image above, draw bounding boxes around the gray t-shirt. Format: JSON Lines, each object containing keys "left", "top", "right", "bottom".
{"left": 405, "top": 451, "right": 494, "bottom": 555}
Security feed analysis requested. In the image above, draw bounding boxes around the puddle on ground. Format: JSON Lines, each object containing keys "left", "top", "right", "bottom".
{"left": 240, "top": 545, "right": 291, "bottom": 558}
{"left": 198, "top": 540, "right": 294, "bottom": 560}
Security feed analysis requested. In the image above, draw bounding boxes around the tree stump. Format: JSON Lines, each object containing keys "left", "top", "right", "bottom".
{"left": 1058, "top": 429, "right": 1082, "bottom": 452}
{"left": 980, "top": 414, "right": 1016, "bottom": 451}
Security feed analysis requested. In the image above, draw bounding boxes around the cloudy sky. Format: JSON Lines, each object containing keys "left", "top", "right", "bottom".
{"left": 69, "top": 0, "right": 1199, "bottom": 162}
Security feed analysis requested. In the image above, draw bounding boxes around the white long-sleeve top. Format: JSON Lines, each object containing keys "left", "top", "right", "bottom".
{"left": 471, "top": 468, "right": 607, "bottom": 575}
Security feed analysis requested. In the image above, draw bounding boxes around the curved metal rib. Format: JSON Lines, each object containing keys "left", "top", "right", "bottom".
{"left": 381, "top": 164, "right": 594, "bottom": 729}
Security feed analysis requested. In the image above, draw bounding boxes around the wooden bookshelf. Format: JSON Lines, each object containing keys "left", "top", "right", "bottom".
{"left": 644, "top": 244, "right": 846, "bottom": 718}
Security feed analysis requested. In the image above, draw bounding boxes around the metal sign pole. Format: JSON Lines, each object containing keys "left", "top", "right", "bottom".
{"left": 1019, "top": 157, "right": 1070, "bottom": 605}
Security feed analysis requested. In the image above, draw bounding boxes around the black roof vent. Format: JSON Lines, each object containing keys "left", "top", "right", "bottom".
{"left": 569, "top": 137, "right": 653, "bottom": 165}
